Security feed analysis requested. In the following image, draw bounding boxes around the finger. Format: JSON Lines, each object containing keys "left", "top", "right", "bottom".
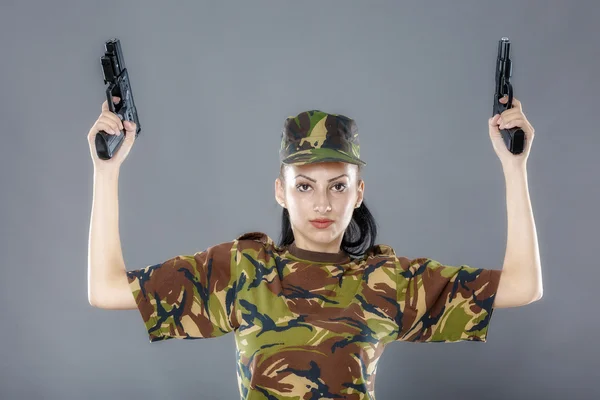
{"left": 504, "top": 120, "right": 530, "bottom": 131}
{"left": 500, "top": 118, "right": 526, "bottom": 130}
{"left": 125, "top": 122, "right": 137, "bottom": 141}
{"left": 101, "top": 111, "right": 124, "bottom": 131}
{"left": 99, "top": 119, "right": 121, "bottom": 135}
{"left": 490, "top": 114, "right": 504, "bottom": 130}
{"left": 101, "top": 118, "right": 122, "bottom": 134}
{"left": 93, "top": 121, "right": 117, "bottom": 135}
{"left": 499, "top": 96, "right": 522, "bottom": 111}
{"left": 123, "top": 120, "right": 136, "bottom": 132}
{"left": 498, "top": 114, "right": 517, "bottom": 127}
{"left": 101, "top": 96, "right": 121, "bottom": 112}
{"left": 511, "top": 97, "right": 522, "bottom": 110}
{"left": 502, "top": 97, "right": 522, "bottom": 111}
{"left": 498, "top": 109, "right": 522, "bottom": 123}
{"left": 491, "top": 114, "right": 501, "bottom": 125}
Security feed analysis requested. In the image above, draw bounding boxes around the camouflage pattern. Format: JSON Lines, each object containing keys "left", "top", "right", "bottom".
{"left": 127, "top": 231, "right": 502, "bottom": 399}
{"left": 280, "top": 110, "right": 367, "bottom": 166}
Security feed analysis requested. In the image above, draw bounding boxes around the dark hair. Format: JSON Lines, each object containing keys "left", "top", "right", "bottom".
{"left": 276, "top": 163, "right": 378, "bottom": 258}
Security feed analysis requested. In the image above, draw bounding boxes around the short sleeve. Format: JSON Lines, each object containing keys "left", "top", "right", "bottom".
{"left": 396, "top": 257, "right": 502, "bottom": 343}
{"left": 126, "top": 240, "right": 239, "bottom": 342}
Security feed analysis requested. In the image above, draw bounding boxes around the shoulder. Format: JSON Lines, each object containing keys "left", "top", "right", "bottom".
{"left": 236, "top": 231, "right": 271, "bottom": 243}
{"left": 232, "top": 231, "right": 284, "bottom": 265}
{"left": 236, "top": 231, "right": 273, "bottom": 245}
{"left": 234, "top": 231, "right": 278, "bottom": 252}
{"left": 365, "top": 243, "right": 396, "bottom": 258}
{"left": 362, "top": 244, "right": 416, "bottom": 272}
{"left": 359, "top": 243, "right": 401, "bottom": 266}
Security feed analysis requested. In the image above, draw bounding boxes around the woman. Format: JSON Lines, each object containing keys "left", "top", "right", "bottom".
{"left": 87, "top": 97, "right": 541, "bottom": 399}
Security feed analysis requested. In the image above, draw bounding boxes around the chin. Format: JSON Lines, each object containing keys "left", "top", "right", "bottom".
{"left": 308, "top": 227, "right": 337, "bottom": 237}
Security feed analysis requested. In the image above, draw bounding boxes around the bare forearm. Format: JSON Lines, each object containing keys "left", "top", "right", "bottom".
{"left": 501, "top": 166, "right": 543, "bottom": 300}
{"left": 87, "top": 169, "right": 129, "bottom": 307}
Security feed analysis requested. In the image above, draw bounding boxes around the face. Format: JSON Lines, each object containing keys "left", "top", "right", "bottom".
{"left": 275, "top": 162, "right": 364, "bottom": 253}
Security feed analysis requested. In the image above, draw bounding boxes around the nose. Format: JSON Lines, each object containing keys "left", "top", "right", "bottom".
{"left": 313, "top": 191, "right": 332, "bottom": 212}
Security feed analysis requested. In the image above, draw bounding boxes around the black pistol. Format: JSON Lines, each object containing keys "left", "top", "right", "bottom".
{"left": 493, "top": 37, "right": 525, "bottom": 155}
{"left": 96, "top": 38, "right": 141, "bottom": 160}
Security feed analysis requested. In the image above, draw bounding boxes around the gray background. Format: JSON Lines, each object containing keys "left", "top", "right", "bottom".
{"left": 1, "top": 0, "right": 598, "bottom": 399}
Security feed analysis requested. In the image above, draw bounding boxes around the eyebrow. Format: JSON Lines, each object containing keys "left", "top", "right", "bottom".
{"left": 294, "top": 174, "right": 349, "bottom": 183}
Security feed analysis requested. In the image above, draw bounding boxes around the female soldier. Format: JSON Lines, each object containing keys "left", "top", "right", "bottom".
{"left": 87, "top": 96, "right": 541, "bottom": 399}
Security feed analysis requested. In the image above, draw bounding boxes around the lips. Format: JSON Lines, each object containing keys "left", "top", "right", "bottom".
{"left": 310, "top": 220, "right": 333, "bottom": 229}
{"left": 311, "top": 219, "right": 333, "bottom": 223}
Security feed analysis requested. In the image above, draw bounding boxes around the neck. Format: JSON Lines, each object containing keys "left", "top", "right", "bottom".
{"left": 287, "top": 241, "right": 350, "bottom": 264}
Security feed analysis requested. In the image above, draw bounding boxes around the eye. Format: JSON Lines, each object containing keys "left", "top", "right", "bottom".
{"left": 333, "top": 183, "right": 347, "bottom": 191}
{"left": 296, "top": 183, "right": 311, "bottom": 192}
{"left": 295, "top": 183, "right": 347, "bottom": 192}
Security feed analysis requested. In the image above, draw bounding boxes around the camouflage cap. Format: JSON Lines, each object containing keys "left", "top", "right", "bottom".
{"left": 279, "top": 110, "right": 367, "bottom": 166}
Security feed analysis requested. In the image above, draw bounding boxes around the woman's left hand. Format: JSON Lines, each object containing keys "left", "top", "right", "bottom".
{"left": 489, "top": 95, "right": 535, "bottom": 168}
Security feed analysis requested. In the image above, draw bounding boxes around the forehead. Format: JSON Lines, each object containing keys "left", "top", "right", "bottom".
{"left": 286, "top": 162, "right": 356, "bottom": 177}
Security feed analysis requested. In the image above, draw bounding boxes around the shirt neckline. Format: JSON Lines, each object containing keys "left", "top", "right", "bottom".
{"left": 287, "top": 241, "right": 352, "bottom": 264}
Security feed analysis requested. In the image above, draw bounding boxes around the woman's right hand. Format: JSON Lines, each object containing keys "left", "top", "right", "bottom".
{"left": 87, "top": 96, "right": 137, "bottom": 171}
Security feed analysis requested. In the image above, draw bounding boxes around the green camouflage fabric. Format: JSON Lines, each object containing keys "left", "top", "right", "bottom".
{"left": 280, "top": 110, "right": 367, "bottom": 166}
{"left": 126, "top": 231, "right": 502, "bottom": 400}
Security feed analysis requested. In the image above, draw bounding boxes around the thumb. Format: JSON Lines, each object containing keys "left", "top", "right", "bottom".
{"left": 123, "top": 120, "right": 137, "bottom": 141}
{"left": 120, "top": 120, "right": 137, "bottom": 148}
{"left": 489, "top": 114, "right": 501, "bottom": 135}
{"left": 114, "top": 121, "right": 137, "bottom": 161}
{"left": 123, "top": 120, "right": 136, "bottom": 133}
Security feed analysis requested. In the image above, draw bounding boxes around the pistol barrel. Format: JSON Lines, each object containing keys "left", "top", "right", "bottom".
{"left": 495, "top": 37, "right": 513, "bottom": 94}
{"left": 101, "top": 39, "right": 126, "bottom": 84}
{"left": 497, "top": 37, "right": 512, "bottom": 79}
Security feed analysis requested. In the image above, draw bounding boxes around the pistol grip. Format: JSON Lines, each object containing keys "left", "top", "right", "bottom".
{"left": 500, "top": 126, "right": 525, "bottom": 155}
{"left": 95, "top": 130, "right": 125, "bottom": 160}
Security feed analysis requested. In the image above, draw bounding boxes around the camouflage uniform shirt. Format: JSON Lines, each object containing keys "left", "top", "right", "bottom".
{"left": 126, "top": 231, "right": 502, "bottom": 399}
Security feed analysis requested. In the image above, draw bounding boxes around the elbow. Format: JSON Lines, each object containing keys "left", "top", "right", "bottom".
{"left": 88, "top": 295, "right": 101, "bottom": 308}
{"left": 524, "top": 290, "right": 543, "bottom": 305}
{"left": 88, "top": 291, "right": 107, "bottom": 308}
{"left": 530, "top": 282, "right": 544, "bottom": 302}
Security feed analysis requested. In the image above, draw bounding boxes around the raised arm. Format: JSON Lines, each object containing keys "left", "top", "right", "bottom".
{"left": 86, "top": 97, "right": 138, "bottom": 310}
{"left": 87, "top": 169, "right": 136, "bottom": 309}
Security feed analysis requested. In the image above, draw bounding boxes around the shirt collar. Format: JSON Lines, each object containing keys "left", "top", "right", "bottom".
{"left": 287, "top": 241, "right": 351, "bottom": 264}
